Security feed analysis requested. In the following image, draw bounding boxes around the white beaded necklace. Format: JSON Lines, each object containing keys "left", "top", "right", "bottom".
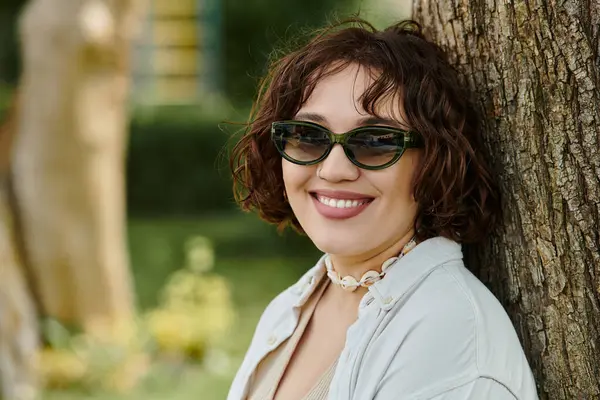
{"left": 324, "top": 236, "right": 418, "bottom": 292}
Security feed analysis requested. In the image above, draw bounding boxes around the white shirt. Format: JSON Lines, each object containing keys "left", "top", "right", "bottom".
{"left": 227, "top": 237, "right": 539, "bottom": 400}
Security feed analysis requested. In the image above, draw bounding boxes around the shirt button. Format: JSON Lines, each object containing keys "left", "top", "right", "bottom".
{"left": 360, "top": 296, "right": 374, "bottom": 308}
{"left": 267, "top": 335, "right": 277, "bottom": 346}
{"left": 297, "top": 279, "right": 311, "bottom": 294}
{"left": 383, "top": 296, "right": 394, "bottom": 305}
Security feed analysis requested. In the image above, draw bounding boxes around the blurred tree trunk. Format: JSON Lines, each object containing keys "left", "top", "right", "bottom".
{"left": 0, "top": 94, "right": 39, "bottom": 400}
{"left": 413, "top": 1, "right": 599, "bottom": 399}
{"left": 0, "top": 187, "right": 38, "bottom": 400}
{"left": 12, "top": 0, "right": 144, "bottom": 335}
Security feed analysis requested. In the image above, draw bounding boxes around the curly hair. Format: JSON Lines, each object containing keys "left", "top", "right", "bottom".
{"left": 229, "top": 18, "right": 500, "bottom": 244}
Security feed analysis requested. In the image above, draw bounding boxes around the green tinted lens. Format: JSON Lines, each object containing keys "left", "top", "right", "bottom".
{"left": 345, "top": 129, "right": 404, "bottom": 167}
{"left": 273, "top": 123, "right": 331, "bottom": 163}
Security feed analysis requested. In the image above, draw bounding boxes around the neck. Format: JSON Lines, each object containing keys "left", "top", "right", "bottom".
{"left": 329, "top": 229, "right": 416, "bottom": 277}
{"left": 327, "top": 229, "right": 414, "bottom": 310}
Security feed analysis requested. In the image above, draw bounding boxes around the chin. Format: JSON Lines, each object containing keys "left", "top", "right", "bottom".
{"left": 310, "top": 233, "right": 367, "bottom": 256}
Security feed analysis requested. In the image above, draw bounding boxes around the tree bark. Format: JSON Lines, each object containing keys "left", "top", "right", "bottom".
{"left": 413, "top": 1, "right": 600, "bottom": 399}
{"left": 13, "top": 0, "right": 143, "bottom": 333}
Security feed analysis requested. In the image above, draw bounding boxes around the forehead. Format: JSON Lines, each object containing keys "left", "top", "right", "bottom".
{"left": 297, "top": 63, "right": 407, "bottom": 129}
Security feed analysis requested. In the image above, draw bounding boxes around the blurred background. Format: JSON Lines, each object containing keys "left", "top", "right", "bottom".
{"left": 0, "top": 0, "right": 409, "bottom": 399}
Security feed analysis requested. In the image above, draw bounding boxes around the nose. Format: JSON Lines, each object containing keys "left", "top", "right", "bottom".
{"left": 317, "top": 144, "right": 360, "bottom": 182}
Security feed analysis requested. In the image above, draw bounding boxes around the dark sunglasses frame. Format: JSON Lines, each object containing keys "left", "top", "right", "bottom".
{"left": 271, "top": 120, "right": 423, "bottom": 170}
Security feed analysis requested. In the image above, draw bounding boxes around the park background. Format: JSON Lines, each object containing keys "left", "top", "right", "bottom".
{"left": 0, "top": 0, "right": 410, "bottom": 399}
{"left": 2, "top": 1, "right": 599, "bottom": 399}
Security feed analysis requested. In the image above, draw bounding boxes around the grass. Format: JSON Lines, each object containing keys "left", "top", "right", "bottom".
{"left": 127, "top": 211, "right": 319, "bottom": 310}
{"left": 42, "top": 211, "right": 321, "bottom": 400}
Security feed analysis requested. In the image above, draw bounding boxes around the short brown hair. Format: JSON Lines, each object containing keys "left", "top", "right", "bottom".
{"left": 230, "top": 18, "right": 500, "bottom": 244}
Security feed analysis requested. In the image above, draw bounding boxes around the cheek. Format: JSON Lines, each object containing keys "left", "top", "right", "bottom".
{"left": 380, "top": 180, "right": 412, "bottom": 206}
{"left": 281, "top": 161, "right": 312, "bottom": 193}
{"left": 374, "top": 165, "right": 418, "bottom": 206}
{"left": 281, "top": 161, "right": 297, "bottom": 191}
{"left": 396, "top": 173, "right": 416, "bottom": 202}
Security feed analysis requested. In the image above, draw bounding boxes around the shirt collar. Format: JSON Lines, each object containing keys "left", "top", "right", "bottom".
{"left": 290, "top": 236, "right": 463, "bottom": 310}
{"left": 290, "top": 254, "right": 328, "bottom": 308}
{"left": 368, "top": 236, "right": 463, "bottom": 310}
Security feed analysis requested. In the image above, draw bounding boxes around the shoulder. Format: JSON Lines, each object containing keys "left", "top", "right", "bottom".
{"left": 432, "top": 261, "right": 533, "bottom": 381}
{"left": 370, "top": 258, "right": 536, "bottom": 399}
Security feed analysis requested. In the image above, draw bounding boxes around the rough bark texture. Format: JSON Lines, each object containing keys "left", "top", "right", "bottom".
{"left": 413, "top": 1, "right": 600, "bottom": 399}
{"left": 13, "top": 0, "right": 143, "bottom": 333}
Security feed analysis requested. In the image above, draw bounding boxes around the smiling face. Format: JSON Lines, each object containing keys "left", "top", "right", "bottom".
{"left": 282, "top": 64, "right": 423, "bottom": 258}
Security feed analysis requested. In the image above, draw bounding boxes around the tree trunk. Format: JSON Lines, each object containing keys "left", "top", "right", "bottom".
{"left": 13, "top": 0, "right": 143, "bottom": 334}
{"left": 0, "top": 187, "right": 38, "bottom": 400}
{"left": 0, "top": 94, "right": 39, "bottom": 400}
{"left": 412, "top": 1, "right": 600, "bottom": 399}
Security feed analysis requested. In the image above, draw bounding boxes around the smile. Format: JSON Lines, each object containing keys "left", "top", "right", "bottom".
{"left": 310, "top": 191, "right": 374, "bottom": 220}
{"left": 315, "top": 195, "right": 370, "bottom": 209}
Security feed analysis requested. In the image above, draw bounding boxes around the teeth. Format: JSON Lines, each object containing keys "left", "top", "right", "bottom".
{"left": 317, "top": 195, "right": 369, "bottom": 209}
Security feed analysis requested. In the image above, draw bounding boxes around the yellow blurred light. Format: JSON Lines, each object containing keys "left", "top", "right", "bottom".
{"left": 153, "top": 49, "right": 198, "bottom": 75}
{"left": 153, "top": 0, "right": 198, "bottom": 17}
{"left": 153, "top": 20, "right": 198, "bottom": 47}
{"left": 155, "top": 77, "right": 199, "bottom": 102}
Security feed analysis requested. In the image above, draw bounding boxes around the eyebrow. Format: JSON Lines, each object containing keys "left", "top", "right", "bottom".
{"left": 294, "top": 112, "right": 406, "bottom": 129}
{"left": 294, "top": 112, "right": 329, "bottom": 124}
{"left": 358, "top": 116, "right": 405, "bottom": 128}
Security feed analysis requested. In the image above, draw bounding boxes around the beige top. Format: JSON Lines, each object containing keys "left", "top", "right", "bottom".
{"left": 247, "top": 276, "right": 337, "bottom": 400}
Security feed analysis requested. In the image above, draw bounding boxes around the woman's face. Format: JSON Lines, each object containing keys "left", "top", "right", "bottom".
{"left": 282, "top": 64, "right": 422, "bottom": 258}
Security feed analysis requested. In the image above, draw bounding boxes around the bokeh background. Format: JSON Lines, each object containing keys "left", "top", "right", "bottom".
{"left": 0, "top": 0, "right": 409, "bottom": 398}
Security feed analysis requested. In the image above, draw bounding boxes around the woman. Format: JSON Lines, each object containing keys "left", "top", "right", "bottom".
{"left": 227, "top": 18, "right": 538, "bottom": 400}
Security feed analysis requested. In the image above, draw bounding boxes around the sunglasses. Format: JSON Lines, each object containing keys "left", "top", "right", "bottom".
{"left": 271, "top": 120, "right": 423, "bottom": 170}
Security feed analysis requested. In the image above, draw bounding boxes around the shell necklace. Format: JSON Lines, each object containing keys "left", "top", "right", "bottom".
{"left": 324, "top": 236, "right": 417, "bottom": 292}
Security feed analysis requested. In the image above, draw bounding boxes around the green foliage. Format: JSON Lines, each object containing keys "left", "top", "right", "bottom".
{"left": 1, "top": 0, "right": 360, "bottom": 104}
{"left": 0, "top": 2, "right": 25, "bottom": 85}
{"left": 0, "top": 98, "right": 238, "bottom": 218}
{"left": 39, "top": 232, "right": 237, "bottom": 395}
{"left": 43, "top": 214, "right": 314, "bottom": 400}
{"left": 222, "top": 0, "right": 358, "bottom": 106}
{"left": 39, "top": 317, "right": 152, "bottom": 392}
{"left": 127, "top": 213, "right": 319, "bottom": 310}
{"left": 0, "top": 84, "right": 13, "bottom": 122}
{"left": 126, "top": 106, "right": 237, "bottom": 216}
{"left": 146, "top": 235, "right": 236, "bottom": 360}
{"left": 0, "top": 0, "right": 26, "bottom": 9}
{"left": 0, "top": 96, "right": 238, "bottom": 218}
